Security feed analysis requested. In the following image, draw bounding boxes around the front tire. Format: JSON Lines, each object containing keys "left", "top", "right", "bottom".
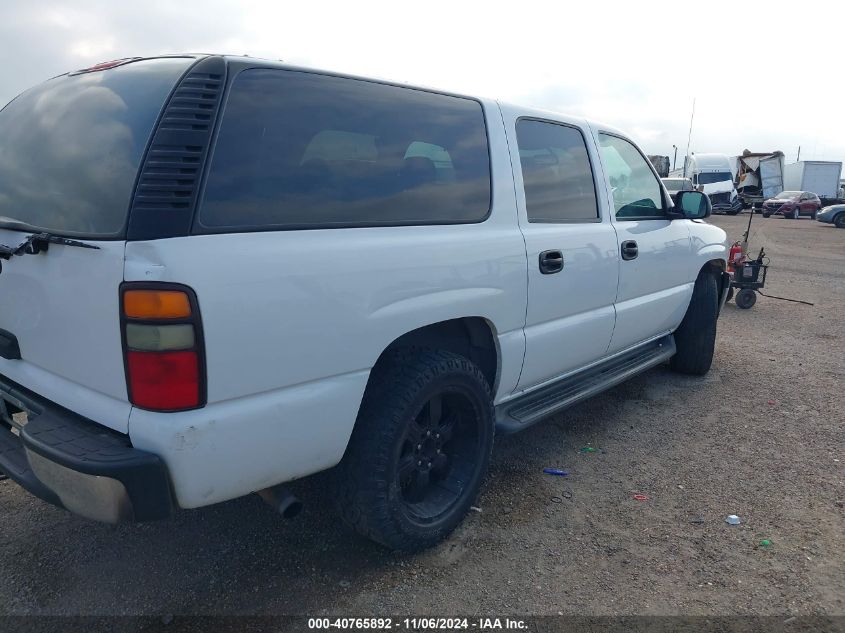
{"left": 336, "top": 348, "right": 494, "bottom": 551}
{"left": 671, "top": 272, "right": 718, "bottom": 375}
{"left": 835, "top": 214, "right": 845, "bottom": 228}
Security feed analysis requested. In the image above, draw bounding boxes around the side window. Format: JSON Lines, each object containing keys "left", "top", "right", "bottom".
{"left": 198, "top": 70, "right": 491, "bottom": 231}
{"left": 516, "top": 119, "right": 599, "bottom": 222}
{"left": 598, "top": 134, "right": 665, "bottom": 219}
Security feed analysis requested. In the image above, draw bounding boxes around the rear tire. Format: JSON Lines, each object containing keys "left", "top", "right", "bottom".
{"left": 670, "top": 272, "right": 718, "bottom": 376}
{"left": 336, "top": 348, "right": 494, "bottom": 551}
{"left": 735, "top": 288, "right": 757, "bottom": 309}
{"left": 835, "top": 214, "right": 845, "bottom": 228}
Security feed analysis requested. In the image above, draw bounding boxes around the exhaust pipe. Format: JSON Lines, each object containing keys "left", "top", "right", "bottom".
{"left": 258, "top": 485, "right": 303, "bottom": 519}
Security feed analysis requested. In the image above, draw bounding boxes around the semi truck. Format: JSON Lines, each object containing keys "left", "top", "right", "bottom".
{"left": 783, "top": 161, "right": 843, "bottom": 204}
{"left": 671, "top": 153, "right": 741, "bottom": 213}
{"left": 734, "top": 151, "right": 785, "bottom": 210}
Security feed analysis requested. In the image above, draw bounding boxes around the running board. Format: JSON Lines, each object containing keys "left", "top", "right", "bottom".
{"left": 495, "top": 335, "right": 676, "bottom": 435}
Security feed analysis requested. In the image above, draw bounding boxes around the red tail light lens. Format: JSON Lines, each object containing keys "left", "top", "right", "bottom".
{"left": 127, "top": 351, "right": 199, "bottom": 410}
{"left": 121, "top": 283, "right": 206, "bottom": 412}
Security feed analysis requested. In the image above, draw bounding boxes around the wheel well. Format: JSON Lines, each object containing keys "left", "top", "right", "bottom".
{"left": 703, "top": 259, "right": 728, "bottom": 307}
{"left": 704, "top": 259, "right": 725, "bottom": 278}
{"left": 372, "top": 318, "right": 498, "bottom": 391}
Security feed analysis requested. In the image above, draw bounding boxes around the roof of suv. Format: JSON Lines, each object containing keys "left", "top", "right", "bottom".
{"left": 189, "top": 54, "right": 625, "bottom": 139}
{"left": 54, "top": 54, "right": 628, "bottom": 145}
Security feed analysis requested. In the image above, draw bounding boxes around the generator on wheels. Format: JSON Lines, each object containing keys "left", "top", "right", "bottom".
{"left": 726, "top": 210, "right": 769, "bottom": 309}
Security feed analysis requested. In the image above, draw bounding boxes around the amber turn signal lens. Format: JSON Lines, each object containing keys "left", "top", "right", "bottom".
{"left": 124, "top": 290, "right": 191, "bottom": 319}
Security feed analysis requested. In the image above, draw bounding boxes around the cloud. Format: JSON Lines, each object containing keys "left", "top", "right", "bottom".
{"left": 1, "top": 0, "right": 843, "bottom": 167}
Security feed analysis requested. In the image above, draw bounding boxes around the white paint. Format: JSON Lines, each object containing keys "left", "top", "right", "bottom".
{"left": 0, "top": 233, "right": 131, "bottom": 432}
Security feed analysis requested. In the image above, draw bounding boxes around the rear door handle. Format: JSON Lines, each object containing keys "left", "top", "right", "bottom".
{"left": 621, "top": 240, "right": 638, "bottom": 261}
{"left": 539, "top": 250, "right": 564, "bottom": 274}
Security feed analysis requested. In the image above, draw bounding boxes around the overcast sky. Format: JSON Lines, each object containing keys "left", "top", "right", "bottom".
{"left": 2, "top": 0, "right": 843, "bottom": 167}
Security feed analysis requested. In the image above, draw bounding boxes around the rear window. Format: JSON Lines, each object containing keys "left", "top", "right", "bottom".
{"left": 697, "top": 172, "right": 732, "bottom": 185}
{"left": 197, "top": 70, "right": 491, "bottom": 231}
{"left": 0, "top": 57, "right": 194, "bottom": 238}
{"left": 662, "top": 178, "right": 691, "bottom": 192}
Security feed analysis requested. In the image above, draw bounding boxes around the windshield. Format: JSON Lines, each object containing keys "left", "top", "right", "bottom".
{"left": 662, "top": 178, "right": 690, "bottom": 192}
{"left": 697, "top": 172, "right": 732, "bottom": 185}
{"left": 774, "top": 191, "right": 801, "bottom": 199}
{"left": 0, "top": 57, "right": 194, "bottom": 238}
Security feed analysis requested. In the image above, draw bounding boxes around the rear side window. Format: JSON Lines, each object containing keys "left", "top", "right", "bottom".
{"left": 197, "top": 70, "right": 491, "bottom": 231}
{"left": 0, "top": 57, "right": 193, "bottom": 238}
{"left": 516, "top": 119, "right": 599, "bottom": 222}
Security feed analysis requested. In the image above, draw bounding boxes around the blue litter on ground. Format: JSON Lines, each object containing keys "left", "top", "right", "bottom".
{"left": 543, "top": 468, "right": 569, "bottom": 477}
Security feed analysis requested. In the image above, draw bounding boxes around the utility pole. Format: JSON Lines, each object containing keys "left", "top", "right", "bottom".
{"left": 684, "top": 98, "right": 695, "bottom": 177}
{"left": 672, "top": 145, "right": 678, "bottom": 171}
{"left": 797, "top": 146, "right": 801, "bottom": 162}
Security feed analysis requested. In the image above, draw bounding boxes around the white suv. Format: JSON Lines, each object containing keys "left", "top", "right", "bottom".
{"left": 0, "top": 55, "right": 729, "bottom": 550}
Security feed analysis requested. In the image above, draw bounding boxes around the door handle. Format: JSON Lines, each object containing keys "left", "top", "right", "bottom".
{"left": 539, "top": 250, "right": 564, "bottom": 274}
{"left": 621, "top": 240, "right": 638, "bottom": 261}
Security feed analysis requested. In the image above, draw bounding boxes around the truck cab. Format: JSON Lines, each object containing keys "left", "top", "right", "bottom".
{"left": 681, "top": 153, "right": 741, "bottom": 214}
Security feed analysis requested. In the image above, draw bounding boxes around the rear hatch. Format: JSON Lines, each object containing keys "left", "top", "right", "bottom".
{"left": 0, "top": 57, "right": 196, "bottom": 432}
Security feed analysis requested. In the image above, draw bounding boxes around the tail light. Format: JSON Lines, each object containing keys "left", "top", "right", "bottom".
{"left": 120, "top": 284, "right": 206, "bottom": 411}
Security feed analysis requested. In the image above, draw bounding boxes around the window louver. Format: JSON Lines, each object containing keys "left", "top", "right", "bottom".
{"left": 127, "top": 56, "right": 226, "bottom": 240}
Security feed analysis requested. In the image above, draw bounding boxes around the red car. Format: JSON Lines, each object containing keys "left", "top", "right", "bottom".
{"left": 762, "top": 191, "right": 822, "bottom": 219}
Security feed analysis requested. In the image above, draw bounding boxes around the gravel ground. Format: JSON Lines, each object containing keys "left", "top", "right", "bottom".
{"left": 0, "top": 213, "right": 842, "bottom": 620}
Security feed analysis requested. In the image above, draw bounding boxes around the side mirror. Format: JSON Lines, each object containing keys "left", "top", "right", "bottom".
{"left": 674, "top": 190, "right": 711, "bottom": 219}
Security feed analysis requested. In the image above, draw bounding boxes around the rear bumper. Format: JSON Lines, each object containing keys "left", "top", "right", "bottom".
{"left": 0, "top": 374, "right": 173, "bottom": 523}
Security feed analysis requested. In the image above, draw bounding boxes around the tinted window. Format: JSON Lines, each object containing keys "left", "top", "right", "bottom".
{"left": 698, "top": 172, "right": 733, "bottom": 184}
{"left": 0, "top": 57, "right": 193, "bottom": 237}
{"left": 598, "top": 134, "right": 665, "bottom": 219}
{"left": 516, "top": 120, "right": 598, "bottom": 222}
{"left": 198, "top": 70, "right": 491, "bottom": 230}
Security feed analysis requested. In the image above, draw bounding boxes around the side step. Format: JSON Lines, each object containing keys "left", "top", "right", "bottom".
{"left": 495, "top": 335, "right": 676, "bottom": 434}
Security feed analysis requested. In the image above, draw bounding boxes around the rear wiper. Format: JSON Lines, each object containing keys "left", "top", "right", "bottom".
{"left": 0, "top": 232, "right": 100, "bottom": 261}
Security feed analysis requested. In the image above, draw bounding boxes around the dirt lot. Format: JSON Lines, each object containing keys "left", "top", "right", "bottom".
{"left": 0, "top": 213, "right": 842, "bottom": 621}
